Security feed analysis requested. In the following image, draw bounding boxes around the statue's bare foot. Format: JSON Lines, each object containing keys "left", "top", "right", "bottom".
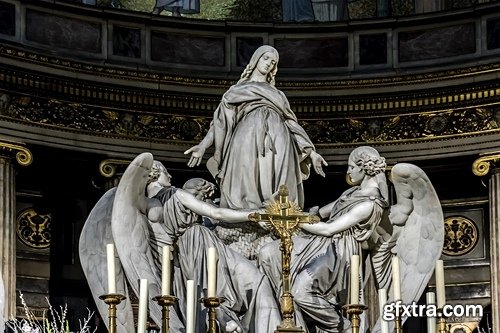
{"left": 225, "top": 320, "right": 242, "bottom": 333}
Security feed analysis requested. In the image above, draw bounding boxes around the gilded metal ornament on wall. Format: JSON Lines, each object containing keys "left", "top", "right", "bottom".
{"left": 443, "top": 216, "right": 478, "bottom": 256}
{"left": 16, "top": 208, "right": 52, "bottom": 249}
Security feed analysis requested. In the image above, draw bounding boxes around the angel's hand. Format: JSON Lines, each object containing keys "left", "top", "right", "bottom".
{"left": 225, "top": 320, "right": 242, "bottom": 333}
{"left": 184, "top": 145, "right": 206, "bottom": 167}
{"left": 202, "top": 216, "right": 218, "bottom": 230}
{"left": 309, "top": 151, "right": 328, "bottom": 177}
{"left": 308, "top": 205, "right": 320, "bottom": 217}
{"left": 258, "top": 221, "right": 272, "bottom": 231}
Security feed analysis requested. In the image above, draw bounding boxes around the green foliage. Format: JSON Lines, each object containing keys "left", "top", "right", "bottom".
{"left": 115, "top": 0, "right": 281, "bottom": 21}
{"left": 120, "top": 0, "right": 155, "bottom": 12}
{"left": 191, "top": 0, "right": 235, "bottom": 20}
{"left": 228, "top": 0, "right": 281, "bottom": 21}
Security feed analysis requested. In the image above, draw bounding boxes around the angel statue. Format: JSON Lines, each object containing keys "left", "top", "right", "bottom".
{"left": 79, "top": 153, "right": 281, "bottom": 333}
{"left": 259, "top": 146, "right": 444, "bottom": 332}
{"left": 184, "top": 45, "right": 327, "bottom": 260}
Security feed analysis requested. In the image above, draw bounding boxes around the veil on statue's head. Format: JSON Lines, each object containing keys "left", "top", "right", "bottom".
{"left": 238, "top": 45, "right": 279, "bottom": 86}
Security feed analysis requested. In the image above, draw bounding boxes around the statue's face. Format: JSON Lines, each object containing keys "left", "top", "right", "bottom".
{"left": 255, "top": 52, "right": 277, "bottom": 76}
{"left": 347, "top": 160, "right": 364, "bottom": 185}
{"left": 157, "top": 168, "right": 172, "bottom": 187}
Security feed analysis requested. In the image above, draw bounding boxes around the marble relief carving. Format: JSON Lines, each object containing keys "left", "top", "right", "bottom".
{"left": 25, "top": 10, "right": 101, "bottom": 53}
{"left": 399, "top": 23, "right": 476, "bottom": 62}
{"left": 0, "top": 92, "right": 498, "bottom": 144}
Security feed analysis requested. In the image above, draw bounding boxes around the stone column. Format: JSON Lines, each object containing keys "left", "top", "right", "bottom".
{"left": 0, "top": 140, "right": 32, "bottom": 320}
{"left": 472, "top": 152, "right": 500, "bottom": 330}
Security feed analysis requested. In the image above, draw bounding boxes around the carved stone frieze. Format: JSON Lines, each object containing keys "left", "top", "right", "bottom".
{"left": 1, "top": 90, "right": 499, "bottom": 145}
{"left": 0, "top": 94, "right": 211, "bottom": 142}
{"left": 300, "top": 106, "right": 500, "bottom": 144}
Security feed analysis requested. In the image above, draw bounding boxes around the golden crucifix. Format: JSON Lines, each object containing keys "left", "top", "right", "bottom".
{"left": 249, "top": 185, "right": 320, "bottom": 333}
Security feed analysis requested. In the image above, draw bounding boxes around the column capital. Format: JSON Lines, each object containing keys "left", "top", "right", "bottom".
{"left": 472, "top": 151, "right": 500, "bottom": 177}
{"left": 0, "top": 138, "right": 33, "bottom": 166}
{"left": 99, "top": 158, "right": 130, "bottom": 178}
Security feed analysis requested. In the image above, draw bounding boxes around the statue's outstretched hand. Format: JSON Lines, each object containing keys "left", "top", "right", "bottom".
{"left": 310, "top": 150, "right": 328, "bottom": 177}
{"left": 184, "top": 145, "right": 206, "bottom": 167}
{"left": 225, "top": 320, "right": 243, "bottom": 333}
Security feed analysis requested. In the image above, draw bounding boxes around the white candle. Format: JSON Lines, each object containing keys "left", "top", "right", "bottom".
{"left": 106, "top": 244, "right": 116, "bottom": 294}
{"left": 137, "top": 279, "right": 148, "bottom": 333}
{"left": 186, "top": 280, "right": 196, "bottom": 333}
{"left": 378, "top": 289, "right": 389, "bottom": 333}
{"left": 435, "top": 260, "right": 446, "bottom": 308}
{"left": 349, "top": 255, "right": 360, "bottom": 304}
{"left": 426, "top": 292, "right": 437, "bottom": 333}
{"left": 207, "top": 247, "right": 217, "bottom": 298}
{"left": 391, "top": 256, "right": 401, "bottom": 301}
{"left": 161, "top": 246, "right": 172, "bottom": 296}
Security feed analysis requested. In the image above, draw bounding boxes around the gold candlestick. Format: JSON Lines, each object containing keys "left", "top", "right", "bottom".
{"left": 437, "top": 311, "right": 448, "bottom": 333}
{"left": 342, "top": 304, "right": 368, "bottom": 333}
{"left": 200, "top": 297, "right": 224, "bottom": 333}
{"left": 99, "top": 294, "right": 126, "bottom": 333}
{"left": 201, "top": 297, "right": 224, "bottom": 333}
{"left": 395, "top": 315, "right": 403, "bottom": 333}
{"left": 153, "top": 295, "right": 178, "bottom": 333}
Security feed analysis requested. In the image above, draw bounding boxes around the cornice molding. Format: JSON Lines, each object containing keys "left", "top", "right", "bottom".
{"left": 2, "top": 44, "right": 500, "bottom": 91}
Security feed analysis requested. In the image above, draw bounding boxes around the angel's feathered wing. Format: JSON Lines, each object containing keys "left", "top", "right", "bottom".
{"left": 371, "top": 163, "right": 444, "bottom": 333}
{"left": 111, "top": 152, "right": 183, "bottom": 331}
{"left": 78, "top": 188, "right": 135, "bottom": 333}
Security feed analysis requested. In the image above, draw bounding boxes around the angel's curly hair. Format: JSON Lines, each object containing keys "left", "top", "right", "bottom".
{"left": 147, "top": 160, "right": 168, "bottom": 184}
{"left": 237, "top": 45, "right": 279, "bottom": 86}
{"left": 350, "top": 146, "right": 386, "bottom": 176}
{"left": 182, "top": 178, "right": 216, "bottom": 200}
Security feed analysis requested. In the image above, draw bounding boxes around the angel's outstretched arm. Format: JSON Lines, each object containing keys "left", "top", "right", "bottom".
{"left": 175, "top": 189, "right": 252, "bottom": 222}
{"left": 301, "top": 201, "right": 375, "bottom": 237}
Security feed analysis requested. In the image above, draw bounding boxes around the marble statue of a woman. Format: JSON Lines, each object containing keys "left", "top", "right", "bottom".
{"left": 80, "top": 153, "right": 281, "bottom": 333}
{"left": 259, "top": 146, "right": 444, "bottom": 333}
{"left": 185, "top": 45, "right": 326, "bottom": 210}
{"left": 185, "top": 45, "right": 327, "bottom": 259}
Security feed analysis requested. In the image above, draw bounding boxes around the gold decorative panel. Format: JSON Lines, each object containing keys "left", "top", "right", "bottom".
{"left": 16, "top": 208, "right": 52, "bottom": 249}
{"left": 443, "top": 216, "right": 479, "bottom": 257}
